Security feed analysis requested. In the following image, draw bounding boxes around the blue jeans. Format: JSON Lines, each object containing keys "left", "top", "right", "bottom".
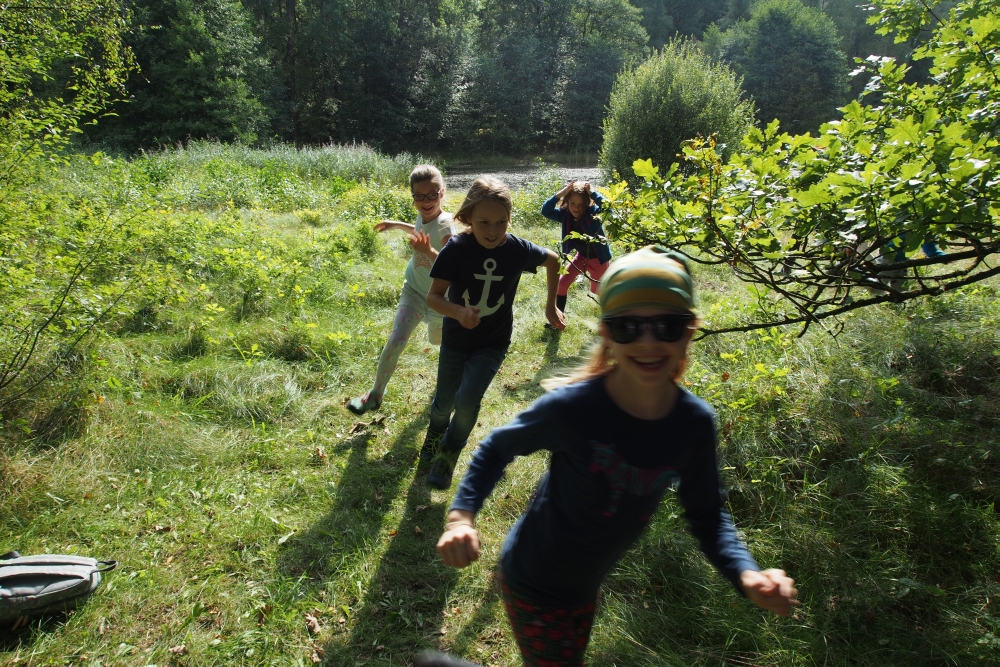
{"left": 429, "top": 344, "right": 508, "bottom": 453}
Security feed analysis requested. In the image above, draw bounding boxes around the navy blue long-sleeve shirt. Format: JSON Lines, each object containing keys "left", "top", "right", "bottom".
{"left": 540, "top": 192, "right": 612, "bottom": 264}
{"left": 450, "top": 376, "right": 760, "bottom": 606}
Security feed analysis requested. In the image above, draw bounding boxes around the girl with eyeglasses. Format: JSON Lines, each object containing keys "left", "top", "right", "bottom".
{"left": 347, "top": 164, "right": 456, "bottom": 415}
{"left": 435, "top": 246, "right": 798, "bottom": 666}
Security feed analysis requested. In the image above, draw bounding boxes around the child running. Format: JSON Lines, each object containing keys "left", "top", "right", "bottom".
{"left": 421, "top": 177, "right": 566, "bottom": 488}
{"left": 540, "top": 180, "right": 611, "bottom": 315}
{"left": 436, "top": 246, "right": 798, "bottom": 666}
{"left": 347, "top": 164, "right": 456, "bottom": 415}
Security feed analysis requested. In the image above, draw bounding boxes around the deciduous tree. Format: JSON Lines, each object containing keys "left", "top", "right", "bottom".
{"left": 714, "top": 0, "right": 848, "bottom": 134}
{"left": 599, "top": 39, "right": 754, "bottom": 182}
{"left": 603, "top": 0, "right": 1000, "bottom": 337}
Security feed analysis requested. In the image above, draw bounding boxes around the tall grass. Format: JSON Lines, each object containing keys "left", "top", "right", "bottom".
{"left": 1, "top": 150, "right": 998, "bottom": 666}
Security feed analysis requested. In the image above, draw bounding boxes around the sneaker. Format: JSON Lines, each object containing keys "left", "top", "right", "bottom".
{"left": 346, "top": 391, "right": 381, "bottom": 416}
{"left": 426, "top": 448, "right": 461, "bottom": 490}
{"left": 419, "top": 428, "right": 446, "bottom": 462}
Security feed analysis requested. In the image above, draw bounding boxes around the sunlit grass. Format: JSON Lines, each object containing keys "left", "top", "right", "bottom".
{"left": 1, "top": 152, "right": 998, "bottom": 666}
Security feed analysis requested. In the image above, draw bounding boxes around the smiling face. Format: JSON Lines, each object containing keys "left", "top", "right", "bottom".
{"left": 601, "top": 306, "right": 694, "bottom": 391}
{"left": 411, "top": 179, "right": 444, "bottom": 222}
{"left": 566, "top": 193, "right": 588, "bottom": 221}
{"left": 468, "top": 199, "right": 509, "bottom": 249}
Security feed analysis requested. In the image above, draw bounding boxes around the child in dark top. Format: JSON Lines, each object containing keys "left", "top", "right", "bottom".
{"left": 540, "top": 181, "right": 612, "bottom": 315}
{"left": 436, "top": 246, "right": 798, "bottom": 666}
{"left": 422, "top": 177, "right": 566, "bottom": 490}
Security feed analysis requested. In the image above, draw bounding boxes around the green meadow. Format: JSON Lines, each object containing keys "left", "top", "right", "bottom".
{"left": 1, "top": 145, "right": 998, "bottom": 666}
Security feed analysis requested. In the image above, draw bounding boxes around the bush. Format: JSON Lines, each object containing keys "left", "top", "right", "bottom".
{"left": 599, "top": 39, "right": 754, "bottom": 183}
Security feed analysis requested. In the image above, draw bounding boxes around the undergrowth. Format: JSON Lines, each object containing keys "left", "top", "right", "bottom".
{"left": 0, "top": 148, "right": 997, "bottom": 666}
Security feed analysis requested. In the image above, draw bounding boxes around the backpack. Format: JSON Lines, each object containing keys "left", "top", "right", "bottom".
{"left": 0, "top": 551, "right": 117, "bottom": 630}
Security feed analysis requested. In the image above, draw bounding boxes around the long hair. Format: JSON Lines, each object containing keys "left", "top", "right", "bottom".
{"left": 540, "top": 321, "right": 695, "bottom": 391}
{"left": 454, "top": 177, "right": 512, "bottom": 231}
{"left": 540, "top": 342, "right": 614, "bottom": 390}
{"left": 409, "top": 164, "right": 445, "bottom": 191}
{"left": 558, "top": 182, "right": 594, "bottom": 216}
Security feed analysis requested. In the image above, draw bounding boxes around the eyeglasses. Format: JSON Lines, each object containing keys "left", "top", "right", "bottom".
{"left": 602, "top": 314, "right": 695, "bottom": 344}
{"left": 412, "top": 190, "right": 442, "bottom": 202}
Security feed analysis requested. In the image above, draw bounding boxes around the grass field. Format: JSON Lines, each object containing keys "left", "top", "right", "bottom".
{"left": 1, "top": 145, "right": 998, "bottom": 666}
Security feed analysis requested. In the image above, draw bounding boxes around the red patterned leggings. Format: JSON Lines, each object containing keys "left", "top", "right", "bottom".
{"left": 500, "top": 576, "right": 596, "bottom": 667}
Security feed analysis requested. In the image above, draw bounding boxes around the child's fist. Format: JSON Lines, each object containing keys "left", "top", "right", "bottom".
{"left": 458, "top": 307, "right": 480, "bottom": 329}
{"left": 437, "top": 524, "right": 480, "bottom": 568}
{"left": 546, "top": 305, "right": 566, "bottom": 330}
{"left": 740, "top": 569, "right": 799, "bottom": 617}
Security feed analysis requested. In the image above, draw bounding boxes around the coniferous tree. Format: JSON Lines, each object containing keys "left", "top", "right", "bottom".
{"left": 91, "top": 0, "right": 272, "bottom": 148}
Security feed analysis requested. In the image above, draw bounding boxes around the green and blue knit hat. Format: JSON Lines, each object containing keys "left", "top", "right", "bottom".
{"left": 599, "top": 246, "right": 695, "bottom": 317}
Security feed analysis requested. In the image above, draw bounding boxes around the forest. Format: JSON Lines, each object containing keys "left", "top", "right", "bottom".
{"left": 2, "top": 0, "right": 999, "bottom": 665}
{"left": 76, "top": 0, "right": 913, "bottom": 154}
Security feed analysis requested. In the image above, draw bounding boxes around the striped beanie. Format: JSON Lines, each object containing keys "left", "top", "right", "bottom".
{"left": 599, "top": 246, "right": 695, "bottom": 317}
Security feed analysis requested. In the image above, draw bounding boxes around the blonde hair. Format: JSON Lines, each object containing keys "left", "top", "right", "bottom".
{"left": 409, "top": 164, "right": 445, "bottom": 191}
{"left": 540, "top": 342, "right": 614, "bottom": 390}
{"left": 454, "top": 177, "right": 512, "bottom": 231}
{"left": 558, "top": 181, "right": 594, "bottom": 212}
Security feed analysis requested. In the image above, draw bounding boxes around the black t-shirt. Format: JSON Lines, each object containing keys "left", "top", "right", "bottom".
{"left": 429, "top": 232, "right": 549, "bottom": 350}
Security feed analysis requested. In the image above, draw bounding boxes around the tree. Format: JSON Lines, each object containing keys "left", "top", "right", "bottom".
{"left": 630, "top": 0, "right": 729, "bottom": 48}
{"left": 443, "top": 0, "right": 647, "bottom": 153}
{"left": 715, "top": 0, "right": 848, "bottom": 134}
{"left": 599, "top": 39, "right": 755, "bottom": 182}
{"left": 554, "top": 0, "right": 649, "bottom": 148}
{"left": 1, "top": 2, "right": 140, "bottom": 408}
{"left": 0, "top": 2, "right": 134, "bottom": 185}
{"left": 602, "top": 0, "right": 1000, "bottom": 337}
{"left": 91, "top": 0, "right": 271, "bottom": 148}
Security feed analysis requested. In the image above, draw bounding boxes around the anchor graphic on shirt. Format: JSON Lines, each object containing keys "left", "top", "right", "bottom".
{"left": 462, "top": 258, "right": 505, "bottom": 317}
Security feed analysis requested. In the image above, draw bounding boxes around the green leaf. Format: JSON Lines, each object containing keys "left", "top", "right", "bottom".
{"left": 632, "top": 158, "right": 660, "bottom": 181}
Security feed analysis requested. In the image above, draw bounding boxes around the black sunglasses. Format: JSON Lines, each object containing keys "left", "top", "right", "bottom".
{"left": 602, "top": 314, "right": 695, "bottom": 344}
{"left": 412, "top": 190, "right": 442, "bottom": 202}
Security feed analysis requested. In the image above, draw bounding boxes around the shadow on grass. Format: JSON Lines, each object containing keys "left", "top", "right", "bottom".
{"left": 278, "top": 409, "right": 459, "bottom": 664}
{"left": 327, "top": 472, "right": 458, "bottom": 664}
{"left": 448, "top": 569, "right": 507, "bottom": 663}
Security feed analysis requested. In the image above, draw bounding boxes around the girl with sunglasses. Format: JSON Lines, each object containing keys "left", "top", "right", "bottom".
{"left": 435, "top": 246, "right": 798, "bottom": 666}
{"left": 347, "top": 164, "right": 456, "bottom": 415}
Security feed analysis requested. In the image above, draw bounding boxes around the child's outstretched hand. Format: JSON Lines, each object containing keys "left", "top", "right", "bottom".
{"left": 437, "top": 522, "right": 480, "bottom": 568}
{"left": 546, "top": 304, "right": 566, "bottom": 330}
{"left": 458, "top": 307, "right": 480, "bottom": 329}
{"left": 740, "top": 569, "right": 799, "bottom": 617}
{"left": 408, "top": 230, "right": 433, "bottom": 257}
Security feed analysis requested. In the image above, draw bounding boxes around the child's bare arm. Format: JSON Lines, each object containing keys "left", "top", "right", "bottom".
{"left": 427, "top": 278, "right": 480, "bottom": 329}
{"left": 374, "top": 220, "right": 415, "bottom": 233}
{"left": 556, "top": 181, "right": 575, "bottom": 198}
{"left": 541, "top": 252, "right": 566, "bottom": 330}
{"left": 437, "top": 509, "right": 480, "bottom": 568}
{"left": 739, "top": 569, "right": 799, "bottom": 617}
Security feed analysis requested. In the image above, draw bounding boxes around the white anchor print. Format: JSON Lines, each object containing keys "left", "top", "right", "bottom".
{"left": 462, "top": 258, "right": 505, "bottom": 317}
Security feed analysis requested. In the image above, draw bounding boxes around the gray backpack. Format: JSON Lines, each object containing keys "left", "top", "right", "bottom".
{"left": 0, "top": 552, "right": 117, "bottom": 630}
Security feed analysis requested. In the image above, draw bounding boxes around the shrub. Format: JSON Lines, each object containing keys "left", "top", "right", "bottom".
{"left": 599, "top": 39, "right": 754, "bottom": 183}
